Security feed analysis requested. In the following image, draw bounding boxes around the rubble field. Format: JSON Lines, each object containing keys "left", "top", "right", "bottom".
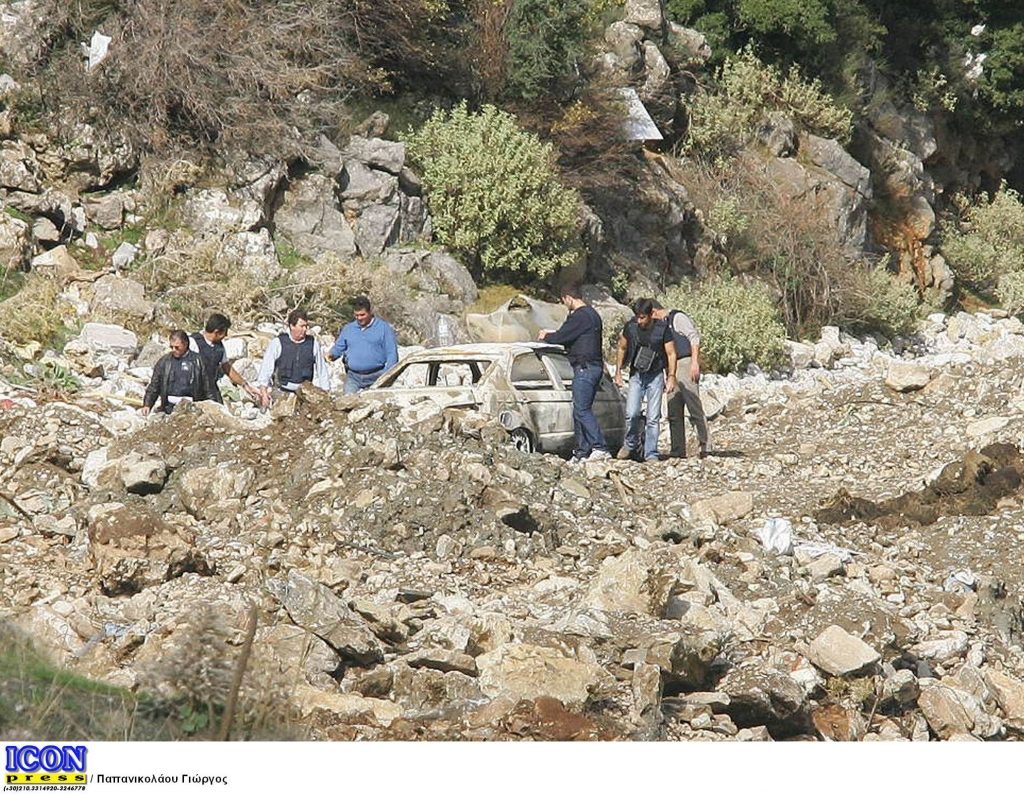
{"left": 2, "top": 311, "right": 1024, "bottom": 740}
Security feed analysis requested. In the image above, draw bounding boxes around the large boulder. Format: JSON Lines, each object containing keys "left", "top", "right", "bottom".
{"left": 624, "top": 0, "right": 663, "bottom": 29}
{"left": 342, "top": 136, "right": 407, "bottom": 175}
{"left": 0, "top": 140, "right": 41, "bottom": 192}
{"left": 718, "top": 660, "right": 810, "bottom": 733}
{"left": 476, "top": 643, "right": 609, "bottom": 707}
{"left": 73, "top": 322, "right": 139, "bottom": 357}
{"left": 180, "top": 187, "right": 262, "bottom": 235}
{"left": 88, "top": 275, "right": 154, "bottom": 322}
{"left": 177, "top": 464, "right": 255, "bottom": 520}
{"left": 52, "top": 124, "right": 137, "bottom": 191}
{"left": 273, "top": 173, "right": 357, "bottom": 258}
{"left": 584, "top": 548, "right": 673, "bottom": 616}
{"left": 221, "top": 229, "right": 285, "bottom": 285}
{"left": 604, "top": 21, "right": 644, "bottom": 70}
{"left": 88, "top": 503, "right": 210, "bottom": 596}
{"left": 0, "top": 211, "right": 30, "bottom": 271}
{"left": 383, "top": 248, "right": 478, "bottom": 304}
{"left": 885, "top": 360, "right": 933, "bottom": 392}
{"left": 805, "top": 625, "right": 880, "bottom": 676}
{"left": 353, "top": 204, "right": 401, "bottom": 257}
{"left": 765, "top": 146, "right": 871, "bottom": 251}
{"left": 266, "top": 570, "right": 383, "bottom": 666}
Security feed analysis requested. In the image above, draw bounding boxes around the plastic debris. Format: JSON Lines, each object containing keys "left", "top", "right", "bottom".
{"left": 756, "top": 518, "right": 793, "bottom": 555}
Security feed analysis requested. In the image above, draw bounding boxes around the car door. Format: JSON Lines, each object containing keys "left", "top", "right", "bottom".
{"left": 507, "top": 351, "right": 574, "bottom": 454}
{"left": 541, "top": 351, "right": 625, "bottom": 452}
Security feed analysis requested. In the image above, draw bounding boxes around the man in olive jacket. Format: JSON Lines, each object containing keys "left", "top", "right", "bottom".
{"left": 142, "top": 330, "right": 212, "bottom": 416}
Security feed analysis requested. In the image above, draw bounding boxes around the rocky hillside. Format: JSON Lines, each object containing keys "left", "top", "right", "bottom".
{"left": 2, "top": 0, "right": 1024, "bottom": 743}
{"left": 2, "top": 311, "right": 1024, "bottom": 741}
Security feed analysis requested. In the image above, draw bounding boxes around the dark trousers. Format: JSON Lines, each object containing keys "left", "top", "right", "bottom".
{"left": 571, "top": 362, "right": 608, "bottom": 458}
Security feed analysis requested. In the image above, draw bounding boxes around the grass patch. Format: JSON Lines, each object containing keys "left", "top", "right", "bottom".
{"left": 275, "top": 237, "right": 313, "bottom": 271}
{"left": 0, "top": 275, "right": 77, "bottom": 349}
{"left": 0, "top": 270, "right": 26, "bottom": 302}
{"left": 0, "top": 624, "right": 175, "bottom": 740}
{"left": 4, "top": 206, "right": 33, "bottom": 224}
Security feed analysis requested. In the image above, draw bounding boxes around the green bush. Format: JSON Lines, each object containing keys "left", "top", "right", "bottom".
{"left": 942, "top": 183, "right": 1024, "bottom": 293}
{"left": 682, "top": 47, "right": 853, "bottom": 160}
{"left": 661, "top": 277, "right": 787, "bottom": 373}
{"left": 503, "top": 0, "right": 588, "bottom": 101}
{"left": 836, "top": 263, "right": 921, "bottom": 337}
{"left": 996, "top": 270, "right": 1024, "bottom": 317}
{"left": 405, "top": 103, "right": 582, "bottom": 282}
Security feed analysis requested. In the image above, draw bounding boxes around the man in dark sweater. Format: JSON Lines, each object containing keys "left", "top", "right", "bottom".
{"left": 142, "top": 330, "right": 212, "bottom": 416}
{"left": 189, "top": 313, "right": 260, "bottom": 405}
{"left": 538, "top": 285, "right": 611, "bottom": 462}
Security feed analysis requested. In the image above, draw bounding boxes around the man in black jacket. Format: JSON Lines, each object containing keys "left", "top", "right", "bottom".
{"left": 142, "top": 330, "right": 212, "bottom": 416}
{"left": 538, "top": 285, "right": 611, "bottom": 462}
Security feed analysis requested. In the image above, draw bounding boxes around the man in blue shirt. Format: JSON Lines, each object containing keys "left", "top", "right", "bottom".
{"left": 327, "top": 296, "right": 399, "bottom": 394}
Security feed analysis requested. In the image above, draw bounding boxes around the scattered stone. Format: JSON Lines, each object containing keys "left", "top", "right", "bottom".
{"left": 806, "top": 625, "right": 880, "bottom": 676}
{"left": 885, "top": 361, "right": 933, "bottom": 392}
{"left": 692, "top": 491, "right": 754, "bottom": 524}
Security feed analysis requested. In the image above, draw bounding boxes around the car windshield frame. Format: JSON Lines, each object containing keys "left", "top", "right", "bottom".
{"left": 375, "top": 357, "right": 496, "bottom": 388}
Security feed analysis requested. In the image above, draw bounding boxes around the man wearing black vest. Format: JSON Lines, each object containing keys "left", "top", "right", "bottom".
{"left": 615, "top": 299, "right": 677, "bottom": 462}
{"left": 142, "top": 330, "right": 212, "bottom": 416}
{"left": 652, "top": 302, "right": 711, "bottom": 458}
{"left": 255, "top": 309, "right": 332, "bottom": 408}
{"left": 189, "top": 313, "right": 260, "bottom": 405}
{"left": 538, "top": 284, "right": 611, "bottom": 462}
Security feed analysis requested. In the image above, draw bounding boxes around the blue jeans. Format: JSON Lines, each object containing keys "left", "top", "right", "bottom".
{"left": 571, "top": 362, "right": 608, "bottom": 458}
{"left": 344, "top": 369, "right": 383, "bottom": 394}
{"left": 625, "top": 370, "right": 664, "bottom": 460}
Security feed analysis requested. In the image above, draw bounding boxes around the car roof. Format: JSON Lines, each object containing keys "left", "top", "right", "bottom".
{"left": 398, "top": 342, "right": 567, "bottom": 361}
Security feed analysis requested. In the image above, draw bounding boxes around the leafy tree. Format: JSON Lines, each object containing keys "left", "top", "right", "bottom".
{"left": 503, "top": 0, "right": 589, "bottom": 101}
{"left": 405, "top": 103, "right": 582, "bottom": 282}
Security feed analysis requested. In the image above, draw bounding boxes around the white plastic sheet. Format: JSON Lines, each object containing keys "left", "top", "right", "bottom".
{"left": 756, "top": 518, "right": 793, "bottom": 555}
{"left": 87, "top": 31, "right": 112, "bottom": 71}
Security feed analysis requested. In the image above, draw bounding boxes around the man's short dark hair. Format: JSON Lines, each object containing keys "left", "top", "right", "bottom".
{"left": 559, "top": 283, "right": 584, "bottom": 300}
{"left": 205, "top": 313, "right": 231, "bottom": 333}
{"left": 353, "top": 295, "right": 372, "bottom": 312}
{"left": 170, "top": 329, "right": 189, "bottom": 346}
{"left": 633, "top": 298, "right": 655, "bottom": 317}
{"left": 287, "top": 309, "right": 309, "bottom": 327}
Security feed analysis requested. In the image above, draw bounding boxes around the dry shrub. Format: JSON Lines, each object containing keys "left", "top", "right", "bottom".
{"left": 681, "top": 153, "right": 918, "bottom": 337}
{"left": 133, "top": 237, "right": 271, "bottom": 329}
{"left": 19, "top": 0, "right": 459, "bottom": 156}
{"left": 134, "top": 241, "right": 414, "bottom": 339}
{"left": 287, "top": 254, "right": 415, "bottom": 337}
{"left": 545, "top": 91, "right": 645, "bottom": 197}
{"left": 468, "top": 0, "right": 514, "bottom": 100}
{"left": 0, "top": 275, "right": 75, "bottom": 348}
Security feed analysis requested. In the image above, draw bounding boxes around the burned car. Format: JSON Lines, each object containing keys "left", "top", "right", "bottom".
{"left": 365, "top": 343, "right": 625, "bottom": 456}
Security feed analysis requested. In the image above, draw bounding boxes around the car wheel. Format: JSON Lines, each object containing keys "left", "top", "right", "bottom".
{"left": 509, "top": 428, "right": 535, "bottom": 454}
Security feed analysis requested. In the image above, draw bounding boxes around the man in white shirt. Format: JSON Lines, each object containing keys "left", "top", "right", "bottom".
{"left": 652, "top": 302, "right": 711, "bottom": 458}
{"left": 256, "top": 309, "right": 331, "bottom": 408}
